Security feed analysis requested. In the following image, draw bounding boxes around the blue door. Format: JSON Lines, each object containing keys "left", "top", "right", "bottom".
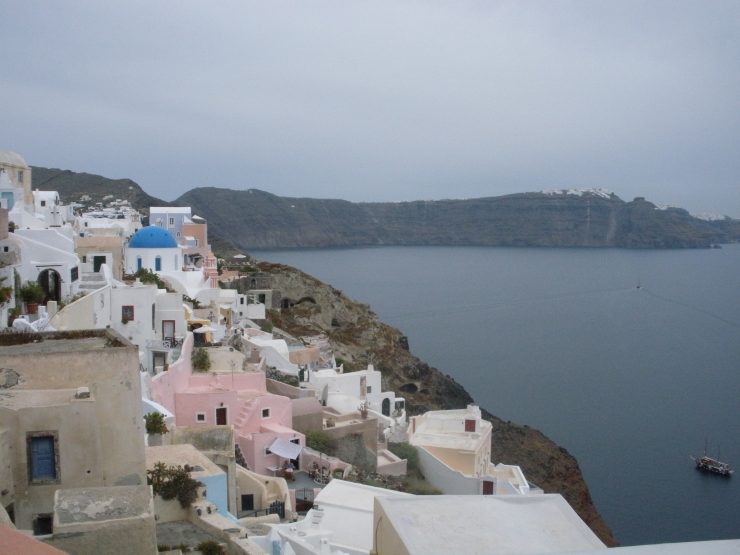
{"left": 30, "top": 436, "right": 56, "bottom": 480}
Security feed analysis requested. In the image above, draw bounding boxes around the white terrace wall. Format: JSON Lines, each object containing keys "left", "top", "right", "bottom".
{"left": 416, "top": 445, "right": 482, "bottom": 495}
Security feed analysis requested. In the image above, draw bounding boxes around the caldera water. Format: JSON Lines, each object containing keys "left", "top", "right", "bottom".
{"left": 255, "top": 244, "right": 740, "bottom": 545}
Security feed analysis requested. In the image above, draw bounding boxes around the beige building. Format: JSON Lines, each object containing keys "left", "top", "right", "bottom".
{"left": 75, "top": 233, "right": 125, "bottom": 279}
{"left": 46, "top": 485, "right": 157, "bottom": 555}
{"left": 0, "top": 150, "right": 32, "bottom": 207}
{"left": 0, "top": 329, "right": 147, "bottom": 533}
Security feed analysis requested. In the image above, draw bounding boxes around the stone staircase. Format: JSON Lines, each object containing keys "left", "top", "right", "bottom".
{"left": 78, "top": 271, "right": 107, "bottom": 294}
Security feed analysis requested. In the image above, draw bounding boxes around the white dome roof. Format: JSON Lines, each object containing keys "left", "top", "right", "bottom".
{"left": 0, "top": 151, "right": 29, "bottom": 168}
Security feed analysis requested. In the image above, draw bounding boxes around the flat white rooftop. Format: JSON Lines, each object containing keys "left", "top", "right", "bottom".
{"left": 559, "top": 539, "right": 740, "bottom": 555}
{"left": 375, "top": 494, "right": 606, "bottom": 555}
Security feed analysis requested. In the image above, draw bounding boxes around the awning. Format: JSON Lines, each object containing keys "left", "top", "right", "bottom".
{"left": 269, "top": 437, "right": 303, "bottom": 460}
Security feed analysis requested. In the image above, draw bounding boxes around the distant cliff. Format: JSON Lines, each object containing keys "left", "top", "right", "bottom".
{"left": 177, "top": 187, "right": 737, "bottom": 250}
{"left": 34, "top": 165, "right": 739, "bottom": 250}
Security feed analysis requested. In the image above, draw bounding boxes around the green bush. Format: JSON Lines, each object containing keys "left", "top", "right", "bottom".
{"left": 388, "top": 442, "right": 420, "bottom": 473}
{"left": 144, "top": 412, "right": 168, "bottom": 435}
{"left": 260, "top": 319, "right": 274, "bottom": 333}
{"left": 147, "top": 462, "right": 202, "bottom": 508}
{"left": 134, "top": 268, "right": 167, "bottom": 288}
{"left": 19, "top": 281, "right": 44, "bottom": 303}
{"left": 197, "top": 540, "right": 223, "bottom": 555}
{"left": 305, "top": 430, "right": 338, "bottom": 455}
{"left": 192, "top": 348, "right": 211, "bottom": 372}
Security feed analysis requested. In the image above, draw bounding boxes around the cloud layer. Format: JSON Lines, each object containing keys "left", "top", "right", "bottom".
{"left": 2, "top": 1, "right": 738, "bottom": 216}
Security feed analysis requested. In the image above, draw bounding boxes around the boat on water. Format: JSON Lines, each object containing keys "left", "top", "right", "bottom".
{"left": 691, "top": 443, "right": 734, "bottom": 477}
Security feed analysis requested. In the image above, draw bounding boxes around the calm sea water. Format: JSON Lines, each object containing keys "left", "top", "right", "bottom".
{"left": 255, "top": 244, "right": 740, "bottom": 546}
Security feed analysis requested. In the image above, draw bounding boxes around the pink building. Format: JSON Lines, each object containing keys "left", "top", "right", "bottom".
{"left": 148, "top": 334, "right": 305, "bottom": 475}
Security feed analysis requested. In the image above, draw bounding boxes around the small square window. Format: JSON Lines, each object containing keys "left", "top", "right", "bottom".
{"left": 262, "top": 408, "right": 270, "bottom": 418}
{"left": 40, "top": 200, "right": 46, "bottom": 207}
{"left": 366, "top": 386, "right": 372, "bottom": 393}
{"left": 122, "top": 305, "right": 134, "bottom": 322}
{"left": 264, "top": 447, "right": 272, "bottom": 455}
{"left": 196, "top": 413, "right": 206, "bottom": 423}
{"left": 169, "top": 217, "right": 174, "bottom": 225}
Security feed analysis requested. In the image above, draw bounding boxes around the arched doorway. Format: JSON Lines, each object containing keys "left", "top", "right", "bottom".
{"left": 37, "top": 269, "right": 61, "bottom": 303}
{"left": 382, "top": 398, "right": 391, "bottom": 417}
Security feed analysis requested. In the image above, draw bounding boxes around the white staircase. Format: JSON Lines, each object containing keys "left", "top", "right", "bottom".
{"left": 78, "top": 271, "right": 107, "bottom": 294}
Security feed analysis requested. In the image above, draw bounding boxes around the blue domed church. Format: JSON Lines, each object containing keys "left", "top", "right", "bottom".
{"left": 125, "top": 226, "right": 182, "bottom": 274}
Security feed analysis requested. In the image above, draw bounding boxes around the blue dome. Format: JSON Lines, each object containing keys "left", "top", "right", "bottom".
{"left": 129, "top": 226, "right": 178, "bottom": 248}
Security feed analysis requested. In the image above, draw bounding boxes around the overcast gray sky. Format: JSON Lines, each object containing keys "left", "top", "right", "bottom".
{"left": 2, "top": 1, "right": 739, "bottom": 216}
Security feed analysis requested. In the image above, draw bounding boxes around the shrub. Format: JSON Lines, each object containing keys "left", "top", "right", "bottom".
{"left": 19, "top": 281, "right": 44, "bottom": 304}
{"left": 197, "top": 540, "right": 223, "bottom": 555}
{"left": 192, "top": 348, "right": 211, "bottom": 372}
{"left": 260, "top": 319, "right": 274, "bottom": 333}
{"left": 144, "top": 412, "right": 168, "bottom": 435}
{"left": 134, "top": 268, "right": 168, "bottom": 290}
{"left": 147, "top": 462, "right": 201, "bottom": 508}
{"left": 305, "top": 430, "right": 338, "bottom": 455}
{"left": 388, "top": 442, "right": 420, "bottom": 473}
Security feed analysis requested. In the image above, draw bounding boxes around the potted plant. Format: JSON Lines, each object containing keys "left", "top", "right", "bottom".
{"left": 144, "top": 412, "right": 169, "bottom": 446}
{"left": 0, "top": 275, "right": 13, "bottom": 306}
{"left": 19, "top": 281, "right": 45, "bottom": 314}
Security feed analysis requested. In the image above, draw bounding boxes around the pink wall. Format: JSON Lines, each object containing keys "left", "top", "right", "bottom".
{"left": 150, "top": 333, "right": 195, "bottom": 411}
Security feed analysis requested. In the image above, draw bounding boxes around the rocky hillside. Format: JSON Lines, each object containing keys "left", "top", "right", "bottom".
{"left": 178, "top": 187, "right": 738, "bottom": 250}
{"left": 34, "top": 165, "right": 738, "bottom": 250}
{"left": 249, "top": 261, "right": 617, "bottom": 546}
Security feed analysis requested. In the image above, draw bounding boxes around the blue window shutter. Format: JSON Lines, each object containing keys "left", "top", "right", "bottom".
{"left": 155, "top": 257, "right": 162, "bottom": 271}
{"left": 31, "top": 436, "right": 56, "bottom": 480}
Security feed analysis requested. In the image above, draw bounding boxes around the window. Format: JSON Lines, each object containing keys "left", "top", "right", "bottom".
{"left": 169, "top": 217, "right": 174, "bottom": 225}
{"left": 27, "top": 433, "right": 59, "bottom": 483}
{"left": 194, "top": 239, "right": 198, "bottom": 246}
{"left": 241, "top": 494, "right": 254, "bottom": 512}
{"left": 464, "top": 419, "right": 476, "bottom": 432}
{"left": 82, "top": 255, "right": 87, "bottom": 263}
{"left": 155, "top": 256, "right": 162, "bottom": 271}
{"left": 137, "top": 256, "right": 143, "bottom": 271}
{"left": 240, "top": 297, "right": 244, "bottom": 305}
{"left": 40, "top": 200, "right": 46, "bottom": 207}
{"left": 196, "top": 413, "right": 206, "bottom": 423}
{"left": 176, "top": 231, "right": 181, "bottom": 237}
{"left": 262, "top": 408, "right": 270, "bottom": 418}
{"left": 122, "top": 305, "right": 134, "bottom": 323}
{"left": 17, "top": 170, "right": 23, "bottom": 183}
{"left": 264, "top": 447, "right": 272, "bottom": 455}
{"left": 70, "top": 266, "right": 79, "bottom": 282}
{"left": 366, "top": 386, "right": 372, "bottom": 393}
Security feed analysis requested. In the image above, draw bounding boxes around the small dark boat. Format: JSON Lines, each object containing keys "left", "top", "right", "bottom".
{"left": 693, "top": 455, "right": 733, "bottom": 477}
{"left": 692, "top": 441, "right": 733, "bottom": 477}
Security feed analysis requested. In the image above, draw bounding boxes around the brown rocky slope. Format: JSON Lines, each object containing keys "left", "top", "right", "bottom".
{"left": 252, "top": 261, "right": 617, "bottom": 546}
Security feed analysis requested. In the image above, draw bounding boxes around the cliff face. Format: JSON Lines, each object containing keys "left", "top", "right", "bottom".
{"left": 253, "top": 262, "right": 618, "bottom": 546}
{"left": 177, "top": 187, "right": 735, "bottom": 249}
{"left": 35, "top": 165, "right": 738, "bottom": 250}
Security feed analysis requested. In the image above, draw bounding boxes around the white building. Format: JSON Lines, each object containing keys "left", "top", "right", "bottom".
{"left": 50, "top": 274, "right": 187, "bottom": 373}
{"left": 124, "top": 225, "right": 182, "bottom": 274}
{"left": 306, "top": 364, "right": 407, "bottom": 442}
{"left": 255, "top": 479, "right": 411, "bottom": 555}
{"left": 149, "top": 206, "right": 191, "bottom": 240}
{"left": 372, "top": 494, "right": 606, "bottom": 555}
{"left": 408, "top": 405, "right": 532, "bottom": 495}
{"left": 7, "top": 228, "right": 81, "bottom": 303}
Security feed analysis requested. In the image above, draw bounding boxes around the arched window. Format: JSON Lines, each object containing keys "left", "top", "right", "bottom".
{"left": 155, "top": 256, "right": 162, "bottom": 271}
{"left": 137, "top": 256, "right": 143, "bottom": 271}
